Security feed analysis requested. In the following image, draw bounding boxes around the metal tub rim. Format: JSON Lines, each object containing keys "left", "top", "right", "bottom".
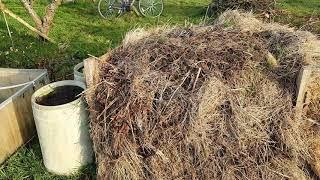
{"left": 0, "top": 69, "right": 48, "bottom": 110}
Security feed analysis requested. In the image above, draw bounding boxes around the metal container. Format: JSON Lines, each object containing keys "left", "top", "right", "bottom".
{"left": 0, "top": 68, "right": 49, "bottom": 164}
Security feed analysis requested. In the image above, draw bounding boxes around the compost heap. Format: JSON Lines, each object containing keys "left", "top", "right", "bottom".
{"left": 89, "top": 10, "right": 320, "bottom": 179}
{"left": 209, "top": 0, "right": 275, "bottom": 15}
{"left": 305, "top": 71, "right": 320, "bottom": 176}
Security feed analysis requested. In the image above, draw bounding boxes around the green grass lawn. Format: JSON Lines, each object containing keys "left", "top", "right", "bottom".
{"left": 0, "top": 0, "right": 319, "bottom": 179}
{"left": 0, "top": 0, "right": 209, "bottom": 80}
{"left": 276, "top": 0, "right": 320, "bottom": 33}
{"left": 0, "top": 139, "right": 96, "bottom": 179}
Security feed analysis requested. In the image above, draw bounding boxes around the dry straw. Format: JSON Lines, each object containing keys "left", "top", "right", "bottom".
{"left": 209, "top": 0, "right": 276, "bottom": 15}
{"left": 87, "top": 10, "right": 320, "bottom": 179}
{"left": 305, "top": 72, "right": 320, "bottom": 177}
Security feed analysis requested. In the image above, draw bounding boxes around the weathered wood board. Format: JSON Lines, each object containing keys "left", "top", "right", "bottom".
{"left": 296, "top": 66, "right": 320, "bottom": 176}
{"left": 0, "top": 68, "right": 49, "bottom": 164}
{"left": 296, "top": 66, "right": 320, "bottom": 120}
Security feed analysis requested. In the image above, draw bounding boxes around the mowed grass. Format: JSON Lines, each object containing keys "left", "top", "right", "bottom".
{"left": 0, "top": 0, "right": 209, "bottom": 179}
{"left": 0, "top": 139, "right": 96, "bottom": 179}
{"left": 276, "top": 0, "right": 320, "bottom": 34}
{"left": 278, "top": 0, "right": 320, "bottom": 16}
{"left": 0, "top": 0, "right": 209, "bottom": 80}
{"left": 0, "top": 0, "right": 319, "bottom": 179}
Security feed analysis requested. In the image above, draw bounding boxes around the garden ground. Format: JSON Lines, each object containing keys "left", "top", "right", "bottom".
{"left": 0, "top": 0, "right": 319, "bottom": 179}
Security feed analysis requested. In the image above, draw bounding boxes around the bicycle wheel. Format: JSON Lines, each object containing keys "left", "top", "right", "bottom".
{"left": 98, "top": 0, "right": 122, "bottom": 19}
{"left": 139, "top": 0, "right": 163, "bottom": 17}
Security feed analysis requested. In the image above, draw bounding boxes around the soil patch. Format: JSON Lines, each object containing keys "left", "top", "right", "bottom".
{"left": 36, "top": 85, "right": 83, "bottom": 106}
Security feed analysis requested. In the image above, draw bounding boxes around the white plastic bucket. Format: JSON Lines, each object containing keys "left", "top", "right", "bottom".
{"left": 74, "top": 62, "right": 85, "bottom": 83}
{"left": 31, "top": 80, "right": 93, "bottom": 175}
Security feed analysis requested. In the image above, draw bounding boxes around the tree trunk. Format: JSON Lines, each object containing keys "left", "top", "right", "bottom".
{"left": 21, "top": 0, "right": 62, "bottom": 37}
{"left": 21, "top": 0, "right": 42, "bottom": 30}
{"left": 0, "top": 1, "right": 55, "bottom": 42}
{"left": 41, "top": 0, "right": 62, "bottom": 35}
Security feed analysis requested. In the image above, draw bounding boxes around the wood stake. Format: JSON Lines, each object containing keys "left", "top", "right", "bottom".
{"left": 295, "top": 65, "right": 320, "bottom": 120}
{"left": 2, "top": 11, "right": 14, "bottom": 47}
{"left": 295, "top": 66, "right": 312, "bottom": 120}
{"left": 84, "top": 57, "right": 99, "bottom": 89}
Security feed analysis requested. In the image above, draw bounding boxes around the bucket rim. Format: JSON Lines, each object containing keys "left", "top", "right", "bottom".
{"left": 31, "top": 80, "right": 86, "bottom": 110}
{"left": 74, "top": 62, "right": 84, "bottom": 78}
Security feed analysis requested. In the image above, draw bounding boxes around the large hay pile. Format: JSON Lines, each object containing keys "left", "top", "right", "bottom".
{"left": 88, "top": 11, "right": 320, "bottom": 179}
{"left": 209, "top": 0, "right": 275, "bottom": 15}
{"left": 305, "top": 71, "right": 320, "bottom": 177}
{"left": 307, "top": 75, "right": 320, "bottom": 122}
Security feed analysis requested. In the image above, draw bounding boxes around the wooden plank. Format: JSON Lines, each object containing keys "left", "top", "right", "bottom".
{"left": 83, "top": 57, "right": 99, "bottom": 115}
{"left": 296, "top": 66, "right": 320, "bottom": 120}
{"left": 84, "top": 57, "right": 99, "bottom": 89}
{"left": 295, "top": 66, "right": 312, "bottom": 120}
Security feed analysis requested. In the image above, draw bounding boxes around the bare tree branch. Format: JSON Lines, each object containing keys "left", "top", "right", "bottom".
{"left": 0, "top": 1, "right": 55, "bottom": 42}
{"left": 1, "top": 0, "right": 62, "bottom": 41}
{"left": 41, "top": 0, "right": 62, "bottom": 35}
{"left": 20, "top": 0, "right": 42, "bottom": 30}
{"left": 20, "top": 0, "right": 62, "bottom": 36}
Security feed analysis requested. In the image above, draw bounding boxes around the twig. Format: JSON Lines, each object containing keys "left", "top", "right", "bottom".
{"left": 163, "top": 71, "right": 190, "bottom": 111}
{"left": 306, "top": 118, "right": 320, "bottom": 126}
{"left": 88, "top": 54, "right": 100, "bottom": 60}
{"left": 202, "top": 4, "right": 211, "bottom": 25}
{"left": 192, "top": 68, "right": 201, "bottom": 91}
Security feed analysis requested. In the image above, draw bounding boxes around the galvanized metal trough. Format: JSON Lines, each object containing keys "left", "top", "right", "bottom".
{"left": 0, "top": 68, "right": 49, "bottom": 164}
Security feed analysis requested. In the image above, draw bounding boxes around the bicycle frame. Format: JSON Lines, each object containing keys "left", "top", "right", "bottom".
{"left": 119, "top": 0, "right": 140, "bottom": 15}
{"left": 98, "top": 0, "right": 163, "bottom": 19}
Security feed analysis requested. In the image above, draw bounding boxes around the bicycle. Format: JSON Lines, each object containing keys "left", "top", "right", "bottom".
{"left": 98, "top": 0, "right": 164, "bottom": 19}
